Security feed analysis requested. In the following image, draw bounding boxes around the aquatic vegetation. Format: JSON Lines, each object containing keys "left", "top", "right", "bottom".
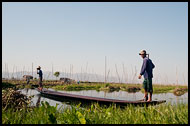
{"left": 173, "top": 88, "right": 188, "bottom": 96}
{"left": 52, "top": 84, "right": 100, "bottom": 91}
{"left": 126, "top": 86, "right": 141, "bottom": 93}
{"left": 2, "top": 88, "right": 34, "bottom": 111}
{"left": 2, "top": 81, "right": 188, "bottom": 124}
{"left": 2, "top": 82, "right": 16, "bottom": 89}
{"left": 2, "top": 80, "right": 188, "bottom": 94}
{"left": 141, "top": 85, "right": 188, "bottom": 94}
{"left": 2, "top": 101, "right": 188, "bottom": 124}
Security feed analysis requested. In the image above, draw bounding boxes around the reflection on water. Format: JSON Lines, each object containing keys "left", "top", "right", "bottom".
{"left": 36, "top": 94, "right": 41, "bottom": 107}
{"left": 19, "top": 88, "right": 188, "bottom": 109}
{"left": 19, "top": 88, "right": 70, "bottom": 109}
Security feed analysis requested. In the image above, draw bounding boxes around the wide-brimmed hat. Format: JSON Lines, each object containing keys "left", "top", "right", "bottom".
{"left": 37, "top": 66, "right": 41, "bottom": 69}
{"left": 139, "top": 50, "right": 146, "bottom": 55}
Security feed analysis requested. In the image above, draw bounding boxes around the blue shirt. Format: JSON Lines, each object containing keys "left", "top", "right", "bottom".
{"left": 140, "top": 57, "right": 155, "bottom": 79}
{"left": 37, "top": 70, "right": 43, "bottom": 78}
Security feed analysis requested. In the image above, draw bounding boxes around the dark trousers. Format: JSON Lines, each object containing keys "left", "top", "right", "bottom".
{"left": 27, "top": 79, "right": 30, "bottom": 84}
{"left": 39, "top": 77, "right": 43, "bottom": 87}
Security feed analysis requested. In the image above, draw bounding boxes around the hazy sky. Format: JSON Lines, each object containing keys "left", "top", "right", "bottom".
{"left": 2, "top": 2, "right": 188, "bottom": 85}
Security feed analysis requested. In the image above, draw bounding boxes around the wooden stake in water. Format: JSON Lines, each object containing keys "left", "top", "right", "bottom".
{"left": 107, "top": 69, "right": 110, "bottom": 82}
{"left": 176, "top": 66, "right": 178, "bottom": 85}
{"left": 52, "top": 63, "right": 54, "bottom": 80}
{"left": 86, "top": 62, "right": 88, "bottom": 81}
{"left": 81, "top": 66, "right": 82, "bottom": 81}
{"left": 115, "top": 64, "right": 120, "bottom": 83}
{"left": 32, "top": 62, "right": 33, "bottom": 77}
{"left": 16, "top": 66, "right": 18, "bottom": 79}
{"left": 72, "top": 64, "right": 73, "bottom": 79}
{"left": 70, "top": 64, "right": 71, "bottom": 79}
{"left": 182, "top": 72, "right": 186, "bottom": 85}
{"left": 4, "top": 63, "right": 6, "bottom": 78}
{"left": 122, "top": 63, "right": 127, "bottom": 84}
{"left": 105, "top": 56, "right": 107, "bottom": 83}
{"left": 84, "top": 62, "right": 88, "bottom": 81}
{"left": 7, "top": 63, "right": 9, "bottom": 79}
{"left": 12, "top": 65, "right": 15, "bottom": 79}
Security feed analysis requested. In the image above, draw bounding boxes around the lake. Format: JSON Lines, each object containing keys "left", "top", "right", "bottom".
{"left": 19, "top": 88, "right": 188, "bottom": 109}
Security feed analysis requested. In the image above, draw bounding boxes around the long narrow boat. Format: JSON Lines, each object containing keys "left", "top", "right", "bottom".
{"left": 37, "top": 88, "right": 166, "bottom": 106}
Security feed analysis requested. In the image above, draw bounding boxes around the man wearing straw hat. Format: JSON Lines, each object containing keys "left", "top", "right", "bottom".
{"left": 37, "top": 66, "right": 43, "bottom": 91}
{"left": 138, "top": 50, "right": 155, "bottom": 102}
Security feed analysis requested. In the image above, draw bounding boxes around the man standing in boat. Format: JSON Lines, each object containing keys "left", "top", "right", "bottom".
{"left": 37, "top": 66, "right": 43, "bottom": 91}
{"left": 138, "top": 50, "right": 155, "bottom": 102}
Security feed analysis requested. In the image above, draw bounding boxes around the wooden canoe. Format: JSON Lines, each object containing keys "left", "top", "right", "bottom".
{"left": 36, "top": 88, "right": 166, "bottom": 106}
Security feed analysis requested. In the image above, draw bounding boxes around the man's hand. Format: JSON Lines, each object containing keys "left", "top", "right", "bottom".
{"left": 138, "top": 75, "right": 142, "bottom": 79}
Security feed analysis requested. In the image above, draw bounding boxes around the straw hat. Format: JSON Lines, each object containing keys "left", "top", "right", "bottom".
{"left": 139, "top": 50, "right": 146, "bottom": 55}
{"left": 37, "top": 66, "right": 41, "bottom": 69}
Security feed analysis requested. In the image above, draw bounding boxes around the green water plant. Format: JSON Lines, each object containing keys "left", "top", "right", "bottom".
{"left": 2, "top": 101, "right": 188, "bottom": 124}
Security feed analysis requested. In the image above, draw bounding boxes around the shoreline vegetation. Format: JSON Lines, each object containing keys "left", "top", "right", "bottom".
{"left": 2, "top": 80, "right": 188, "bottom": 94}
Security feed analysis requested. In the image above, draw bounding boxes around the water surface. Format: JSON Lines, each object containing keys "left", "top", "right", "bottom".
{"left": 19, "top": 88, "right": 188, "bottom": 109}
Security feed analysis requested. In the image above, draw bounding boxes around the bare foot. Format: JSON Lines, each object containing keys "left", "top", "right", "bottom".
{"left": 38, "top": 87, "right": 43, "bottom": 91}
{"left": 142, "top": 96, "right": 148, "bottom": 101}
{"left": 147, "top": 99, "right": 152, "bottom": 102}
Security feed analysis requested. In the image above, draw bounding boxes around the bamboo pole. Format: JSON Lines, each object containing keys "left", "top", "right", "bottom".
{"left": 28, "top": 67, "right": 30, "bottom": 75}
{"left": 7, "top": 63, "right": 9, "bottom": 79}
{"left": 106, "top": 69, "right": 110, "bottom": 83}
{"left": 23, "top": 66, "right": 25, "bottom": 76}
{"left": 62, "top": 68, "right": 63, "bottom": 79}
{"left": 115, "top": 64, "right": 120, "bottom": 83}
{"left": 70, "top": 64, "right": 71, "bottom": 79}
{"left": 16, "top": 66, "right": 18, "bottom": 79}
{"left": 81, "top": 66, "right": 83, "bottom": 81}
{"left": 131, "top": 64, "right": 133, "bottom": 84}
{"left": 65, "top": 68, "right": 66, "bottom": 78}
{"left": 122, "top": 63, "right": 127, "bottom": 84}
{"left": 94, "top": 72, "right": 98, "bottom": 82}
{"left": 133, "top": 66, "right": 137, "bottom": 84}
{"left": 12, "top": 65, "right": 15, "bottom": 79}
{"left": 32, "top": 63, "right": 33, "bottom": 77}
{"left": 176, "top": 66, "right": 178, "bottom": 85}
{"left": 84, "top": 62, "right": 88, "bottom": 81}
{"left": 182, "top": 72, "right": 186, "bottom": 85}
{"left": 72, "top": 64, "right": 74, "bottom": 80}
{"left": 105, "top": 56, "right": 107, "bottom": 83}
{"left": 52, "top": 63, "right": 54, "bottom": 80}
{"left": 47, "top": 72, "right": 50, "bottom": 80}
{"left": 4, "top": 63, "right": 6, "bottom": 79}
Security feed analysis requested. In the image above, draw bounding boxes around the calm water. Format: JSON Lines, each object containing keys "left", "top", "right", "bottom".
{"left": 19, "top": 88, "right": 188, "bottom": 109}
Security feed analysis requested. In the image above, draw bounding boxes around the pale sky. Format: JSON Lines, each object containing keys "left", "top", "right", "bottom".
{"left": 2, "top": 2, "right": 188, "bottom": 85}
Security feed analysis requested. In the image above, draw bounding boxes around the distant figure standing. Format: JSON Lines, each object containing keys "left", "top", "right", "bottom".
{"left": 37, "top": 66, "right": 43, "bottom": 91}
{"left": 138, "top": 50, "right": 155, "bottom": 102}
{"left": 26, "top": 77, "right": 30, "bottom": 84}
{"left": 77, "top": 80, "right": 80, "bottom": 84}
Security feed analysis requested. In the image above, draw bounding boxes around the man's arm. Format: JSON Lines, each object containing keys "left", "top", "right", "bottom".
{"left": 140, "top": 59, "right": 148, "bottom": 75}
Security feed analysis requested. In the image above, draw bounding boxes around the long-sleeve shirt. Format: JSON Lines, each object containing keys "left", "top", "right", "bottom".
{"left": 37, "top": 70, "right": 43, "bottom": 78}
{"left": 140, "top": 57, "right": 155, "bottom": 79}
